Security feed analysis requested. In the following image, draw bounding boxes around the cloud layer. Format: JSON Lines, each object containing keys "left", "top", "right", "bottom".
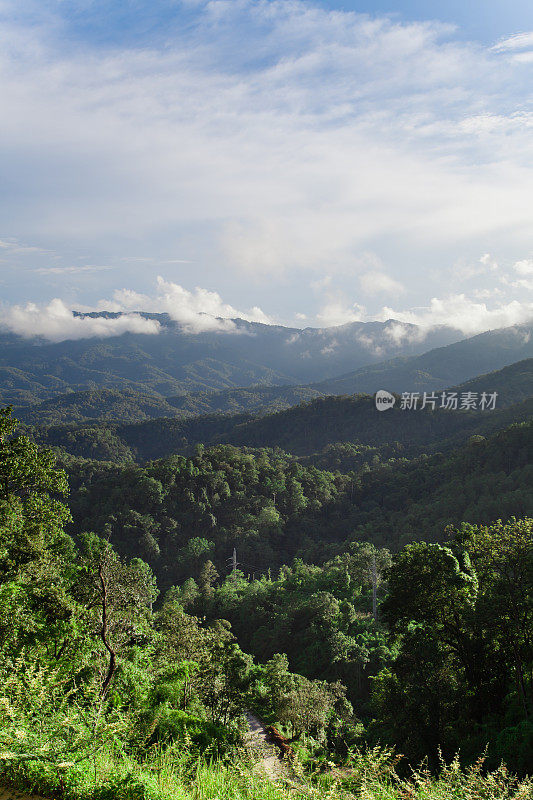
{"left": 0, "top": 299, "right": 160, "bottom": 341}
{"left": 0, "top": 3, "right": 532, "bottom": 275}
{"left": 98, "top": 277, "right": 272, "bottom": 333}
{"left": 0, "top": 278, "right": 272, "bottom": 341}
{"left": 0, "top": 1, "right": 532, "bottom": 330}
{"left": 0, "top": 275, "right": 531, "bottom": 342}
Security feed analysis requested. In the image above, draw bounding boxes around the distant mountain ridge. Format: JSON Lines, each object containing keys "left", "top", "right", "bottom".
{"left": 11, "top": 324, "right": 533, "bottom": 426}
{"left": 0, "top": 313, "right": 463, "bottom": 406}
{"left": 312, "top": 323, "right": 533, "bottom": 396}
{"left": 28, "top": 358, "right": 533, "bottom": 463}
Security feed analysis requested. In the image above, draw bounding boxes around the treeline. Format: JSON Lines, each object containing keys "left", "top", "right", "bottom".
{"left": 14, "top": 385, "right": 325, "bottom": 427}
{"left": 329, "top": 419, "right": 533, "bottom": 549}
{"left": 0, "top": 407, "right": 355, "bottom": 786}
{"left": 10, "top": 358, "right": 533, "bottom": 433}
{"left": 28, "top": 392, "right": 533, "bottom": 468}
{"left": 178, "top": 546, "right": 393, "bottom": 716}
{"left": 173, "top": 521, "right": 533, "bottom": 774}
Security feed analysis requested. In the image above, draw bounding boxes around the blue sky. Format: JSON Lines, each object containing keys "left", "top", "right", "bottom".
{"left": 0, "top": 0, "right": 532, "bottom": 341}
{"left": 324, "top": 1, "right": 533, "bottom": 43}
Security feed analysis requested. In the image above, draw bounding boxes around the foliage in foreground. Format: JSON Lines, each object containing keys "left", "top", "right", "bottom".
{"left": 1, "top": 745, "right": 533, "bottom": 800}
{"left": 0, "top": 405, "right": 532, "bottom": 799}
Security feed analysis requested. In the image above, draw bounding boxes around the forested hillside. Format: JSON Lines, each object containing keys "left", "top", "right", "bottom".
{"left": 61, "top": 418, "right": 533, "bottom": 587}
{"left": 31, "top": 390, "right": 533, "bottom": 464}
{"left": 0, "top": 315, "right": 461, "bottom": 406}
{"left": 0, "top": 405, "right": 532, "bottom": 800}
{"left": 8, "top": 341, "right": 533, "bottom": 429}
{"left": 14, "top": 384, "right": 325, "bottom": 426}
{"left": 2, "top": 310, "right": 533, "bottom": 800}
{"left": 314, "top": 325, "right": 533, "bottom": 396}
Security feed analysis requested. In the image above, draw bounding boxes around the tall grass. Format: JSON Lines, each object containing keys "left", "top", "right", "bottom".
{"left": 1, "top": 745, "right": 532, "bottom": 800}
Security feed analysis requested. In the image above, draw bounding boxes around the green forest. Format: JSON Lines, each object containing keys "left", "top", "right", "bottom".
{"left": 1, "top": 393, "right": 532, "bottom": 799}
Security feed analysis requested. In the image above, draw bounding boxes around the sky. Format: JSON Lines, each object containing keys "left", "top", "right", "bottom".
{"left": 0, "top": 0, "right": 533, "bottom": 340}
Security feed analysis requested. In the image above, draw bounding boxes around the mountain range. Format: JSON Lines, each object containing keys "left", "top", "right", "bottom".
{"left": 28, "top": 357, "right": 533, "bottom": 464}
{"left": 8, "top": 319, "right": 533, "bottom": 426}
{"left": 0, "top": 313, "right": 463, "bottom": 406}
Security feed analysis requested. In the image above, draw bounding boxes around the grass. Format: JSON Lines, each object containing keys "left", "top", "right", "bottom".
{"left": 1, "top": 744, "right": 532, "bottom": 800}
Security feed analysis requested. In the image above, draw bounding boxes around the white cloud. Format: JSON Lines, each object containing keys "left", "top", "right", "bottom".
{"left": 310, "top": 276, "right": 332, "bottom": 292}
{"left": 0, "top": 0, "right": 532, "bottom": 288}
{"left": 512, "top": 51, "right": 533, "bottom": 64}
{"left": 316, "top": 300, "right": 366, "bottom": 328}
{"left": 354, "top": 333, "right": 383, "bottom": 356}
{"left": 514, "top": 259, "right": 533, "bottom": 275}
{"left": 33, "top": 265, "right": 113, "bottom": 274}
{"left": 512, "top": 278, "right": 533, "bottom": 292}
{"left": 493, "top": 32, "right": 533, "bottom": 52}
{"left": 383, "top": 320, "right": 424, "bottom": 345}
{"left": 0, "top": 299, "right": 160, "bottom": 341}
{"left": 359, "top": 271, "right": 405, "bottom": 295}
{"left": 0, "top": 238, "right": 51, "bottom": 255}
{"left": 0, "top": 276, "right": 272, "bottom": 339}
{"left": 479, "top": 253, "right": 498, "bottom": 269}
{"left": 98, "top": 276, "right": 272, "bottom": 333}
{"left": 2, "top": 278, "right": 531, "bottom": 342}
{"left": 472, "top": 287, "right": 504, "bottom": 299}
{"left": 379, "top": 294, "right": 533, "bottom": 336}
{"left": 453, "top": 253, "right": 500, "bottom": 282}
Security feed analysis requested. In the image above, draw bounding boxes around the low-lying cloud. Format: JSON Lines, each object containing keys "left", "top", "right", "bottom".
{"left": 314, "top": 289, "right": 533, "bottom": 339}
{"left": 0, "top": 299, "right": 160, "bottom": 342}
{"left": 378, "top": 294, "right": 533, "bottom": 336}
{"left": 0, "top": 278, "right": 273, "bottom": 341}
{"left": 99, "top": 277, "right": 272, "bottom": 334}
{"left": 2, "top": 277, "right": 532, "bottom": 344}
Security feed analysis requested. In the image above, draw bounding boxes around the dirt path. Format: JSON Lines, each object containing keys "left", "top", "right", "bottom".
{"left": 0, "top": 788, "right": 50, "bottom": 800}
{"left": 244, "top": 712, "right": 291, "bottom": 782}
{"left": 0, "top": 717, "right": 292, "bottom": 796}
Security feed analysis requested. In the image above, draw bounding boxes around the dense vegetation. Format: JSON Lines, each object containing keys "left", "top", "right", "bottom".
{"left": 26, "top": 390, "right": 533, "bottom": 467}
{"left": 57, "top": 418, "right": 532, "bottom": 588}
{"left": 7, "top": 350, "right": 533, "bottom": 433}
{"left": 15, "top": 385, "right": 325, "bottom": 427}
{"left": 15, "top": 356, "right": 532, "bottom": 434}
{"left": 0, "top": 373, "right": 532, "bottom": 799}
{"left": 19, "top": 355, "right": 531, "bottom": 468}
{"left": 65, "top": 444, "right": 346, "bottom": 587}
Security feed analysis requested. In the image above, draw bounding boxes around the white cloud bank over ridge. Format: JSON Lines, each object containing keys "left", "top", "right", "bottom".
{"left": 378, "top": 295, "right": 533, "bottom": 337}
{"left": 98, "top": 277, "right": 272, "bottom": 332}
{"left": 1, "top": 277, "right": 531, "bottom": 343}
{"left": 0, "top": 278, "right": 272, "bottom": 341}
{"left": 314, "top": 294, "right": 533, "bottom": 335}
{"left": 0, "top": 299, "right": 160, "bottom": 342}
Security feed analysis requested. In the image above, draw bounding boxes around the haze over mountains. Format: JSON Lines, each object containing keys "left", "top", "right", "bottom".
{"left": 24, "top": 358, "right": 533, "bottom": 465}
{"left": 4, "top": 312, "right": 532, "bottom": 425}
{"left": 313, "top": 322, "right": 533, "bottom": 396}
{"left": 1, "top": 312, "right": 463, "bottom": 406}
